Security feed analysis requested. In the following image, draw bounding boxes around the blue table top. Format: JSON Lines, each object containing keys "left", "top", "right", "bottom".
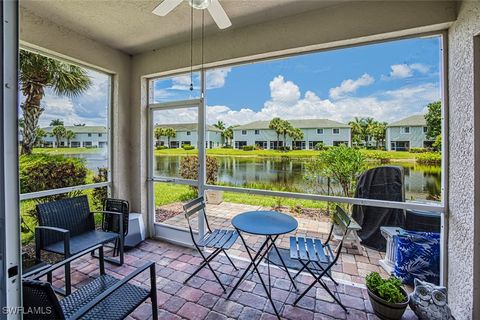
{"left": 232, "top": 211, "right": 298, "bottom": 236}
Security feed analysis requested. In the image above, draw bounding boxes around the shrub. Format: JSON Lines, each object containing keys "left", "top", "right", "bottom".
{"left": 416, "top": 152, "right": 441, "bottom": 165}
{"left": 314, "top": 142, "right": 327, "bottom": 151}
{"left": 156, "top": 145, "right": 168, "bottom": 150}
{"left": 222, "top": 145, "right": 233, "bottom": 149}
{"left": 19, "top": 153, "right": 87, "bottom": 194}
{"left": 305, "top": 145, "right": 365, "bottom": 197}
{"left": 92, "top": 167, "right": 108, "bottom": 210}
{"left": 409, "top": 147, "right": 427, "bottom": 153}
{"left": 182, "top": 144, "right": 195, "bottom": 150}
{"left": 433, "top": 134, "right": 442, "bottom": 151}
{"left": 368, "top": 151, "right": 391, "bottom": 164}
{"left": 19, "top": 154, "right": 88, "bottom": 243}
{"left": 366, "top": 272, "right": 406, "bottom": 303}
{"left": 179, "top": 156, "right": 219, "bottom": 184}
{"left": 278, "top": 146, "right": 291, "bottom": 151}
{"left": 242, "top": 145, "right": 255, "bottom": 151}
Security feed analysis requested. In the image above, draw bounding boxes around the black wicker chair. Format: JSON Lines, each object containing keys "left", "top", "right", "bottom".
{"left": 23, "top": 245, "right": 157, "bottom": 320}
{"left": 35, "top": 195, "right": 124, "bottom": 295}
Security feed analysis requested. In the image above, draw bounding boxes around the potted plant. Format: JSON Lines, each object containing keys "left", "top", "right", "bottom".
{"left": 366, "top": 272, "right": 409, "bottom": 320}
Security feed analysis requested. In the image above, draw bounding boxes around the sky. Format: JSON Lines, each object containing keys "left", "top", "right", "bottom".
{"left": 19, "top": 69, "right": 110, "bottom": 128}
{"left": 24, "top": 35, "right": 441, "bottom": 128}
{"left": 153, "top": 35, "right": 442, "bottom": 126}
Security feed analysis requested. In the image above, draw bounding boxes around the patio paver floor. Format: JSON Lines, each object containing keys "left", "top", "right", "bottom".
{"left": 47, "top": 239, "right": 418, "bottom": 320}
{"left": 158, "top": 201, "right": 389, "bottom": 285}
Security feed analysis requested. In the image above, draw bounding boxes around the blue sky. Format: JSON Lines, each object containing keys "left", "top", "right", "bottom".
{"left": 31, "top": 35, "right": 441, "bottom": 128}
{"left": 154, "top": 35, "right": 442, "bottom": 126}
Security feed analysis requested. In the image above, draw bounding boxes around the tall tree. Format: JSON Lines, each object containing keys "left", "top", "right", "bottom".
{"left": 369, "top": 122, "right": 387, "bottom": 148}
{"left": 269, "top": 117, "right": 283, "bottom": 149}
{"left": 213, "top": 120, "right": 226, "bottom": 131}
{"left": 425, "top": 101, "right": 442, "bottom": 140}
{"left": 34, "top": 127, "right": 46, "bottom": 146}
{"left": 223, "top": 126, "right": 234, "bottom": 147}
{"left": 154, "top": 127, "right": 165, "bottom": 147}
{"left": 51, "top": 125, "right": 66, "bottom": 147}
{"left": 20, "top": 50, "right": 91, "bottom": 155}
{"left": 289, "top": 127, "right": 304, "bottom": 150}
{"left": 65, "top": 130, "right": 76, "bottom": 147}
{"left": 348, "top": 117, "right": 366, "bottom": 147}
{"left": 50, "top": 119, "right": 64, "bottom": 126}
{"left": 279, "top": 120, "right": 293, "bottom": 150}
{"left": 164, "top": 128, "right": 176, "bottom": 147}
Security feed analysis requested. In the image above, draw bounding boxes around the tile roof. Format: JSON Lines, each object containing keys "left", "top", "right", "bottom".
{"left": 42, "top": 126, "right": 107, "bottom": 133}
{"left": 233, "top": 119, "right": 350, "bottom": 130}
{"left": 155, "top": 123, "right": 222, "bottom": 132}
{"left": 387, "top": 115, "right": 427, "bottom": 127}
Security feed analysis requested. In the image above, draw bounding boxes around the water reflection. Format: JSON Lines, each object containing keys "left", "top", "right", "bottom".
{"left": 154, "top": 155, "right": 441, "bottom": 201}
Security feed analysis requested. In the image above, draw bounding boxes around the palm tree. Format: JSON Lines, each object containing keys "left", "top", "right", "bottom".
{"left": 223, "top": 126, "right": 234, "bottom": 147}
{"left": 289, "top": 127, "right": 304, "bottom": 150}
{"left": 214, "top": 120, "right": 226, "bottom": 131}
{"left": 50, "top": 119, "right": 64, "bottom": 126}
{"left": 154, "top": 127, "right": 165, "bottom": 147}
{"left": 65, "top": 130, "right": 76, "bottom": 147}
{"left": 349, "top": 117, "right": 368, "bottom": 147}
{"left": 34, "top": 127, "right": 46, "bottom": 146}
{"left": 51, "top": 125, "right": 66, "bottom": 147}
{"left": 269, "top": 117, "right": 283, "bottom": 149}
{"left": 20, "top": 50, "right": 91, "bottom": 155}
{"left": 164, "top": 128, "right": 176, "bottom": 148}
{"left": 279, "top": 120, "right": 293, "bottom": 150}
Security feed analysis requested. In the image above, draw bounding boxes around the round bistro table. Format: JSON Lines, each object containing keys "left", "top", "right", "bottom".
{"left": 228, "top": 211, "right": 298, "bottom": 319}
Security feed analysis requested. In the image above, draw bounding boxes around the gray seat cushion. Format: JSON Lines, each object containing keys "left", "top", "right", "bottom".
{"left": 44, "top": 231, "right": 118, "bottom": 255}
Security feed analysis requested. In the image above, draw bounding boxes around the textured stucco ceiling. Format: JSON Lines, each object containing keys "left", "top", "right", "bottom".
{"left": 20, "top": 0, "right": 340, "bottom": 55}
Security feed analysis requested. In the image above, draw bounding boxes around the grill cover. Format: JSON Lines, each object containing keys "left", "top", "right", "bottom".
{"left": 352, "top": 166, "right": 406, "bottom": 251}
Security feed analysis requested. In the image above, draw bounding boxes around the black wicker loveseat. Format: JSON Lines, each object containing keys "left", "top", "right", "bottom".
{"left": 23, "top": 244, "right": 157, "bottom": 320}
{"left": 35, "top": 195, "right": 125, "bottom": 294}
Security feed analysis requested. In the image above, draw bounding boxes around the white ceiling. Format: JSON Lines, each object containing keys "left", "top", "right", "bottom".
{"left": 20, "top": 0, "right": 339, "bottom": 55}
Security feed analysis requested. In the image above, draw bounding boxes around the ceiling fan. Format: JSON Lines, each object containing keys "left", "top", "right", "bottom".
{"left": 152, "top": 0, "right": 232, "bottom": 29}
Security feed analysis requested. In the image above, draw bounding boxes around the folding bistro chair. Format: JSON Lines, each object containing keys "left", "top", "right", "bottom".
{"left": 289, "top": 206, "right": 351, "bottom": 312}
{"left": 183, "top": 196, "right": 239, "bottom": 292}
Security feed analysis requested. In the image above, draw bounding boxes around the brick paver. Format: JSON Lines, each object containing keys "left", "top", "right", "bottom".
{"left": 52, "top": 237, "right": 416, "bottom": 320}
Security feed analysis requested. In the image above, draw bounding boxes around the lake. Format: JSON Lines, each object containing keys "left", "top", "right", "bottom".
{"left": 154, "top": 155, "right": 441, "bottom": 201}
{"left": 64, "top": 152, "right": 441, "bottom": 201}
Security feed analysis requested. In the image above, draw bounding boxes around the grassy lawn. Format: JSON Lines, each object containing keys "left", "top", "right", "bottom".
{"left": 155, "top": 147, "right": 415, "bottom": 160}
{"left": 33, "top": 147, "right": 104, "bottom": 154}
{"left": 153, "top": 183, "right": 327, "bottom": 210}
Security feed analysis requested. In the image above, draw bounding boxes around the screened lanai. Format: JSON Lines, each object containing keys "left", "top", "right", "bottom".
{"left": 2, "top": 1, "right": 480, "bottom": 319}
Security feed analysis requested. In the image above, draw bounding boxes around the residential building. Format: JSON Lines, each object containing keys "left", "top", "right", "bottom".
{"left": 386, "top": 115, "right": 433, "bottom": 151}
{"left": 232, "top": 119, "right": 351, "bottom": 149}
{"left": 42, "top": 126, "right": 108, "bottom": 148}
{"left": 155, "top": 123, "right": 223, "bottom": 149}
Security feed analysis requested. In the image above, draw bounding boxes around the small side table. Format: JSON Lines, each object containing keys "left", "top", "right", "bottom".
{"left": 124, "top": 213, "right": 146, "bottom": 248}
{"left": 379, "top": 226, "right": 404, "bottom": 274}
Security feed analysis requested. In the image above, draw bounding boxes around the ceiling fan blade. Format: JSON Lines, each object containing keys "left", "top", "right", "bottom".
{"left": 207, "top": 0, "right": 231, "bottom": 29}
{"left": 152, "top": 0, "right": 183, "bottom": 16}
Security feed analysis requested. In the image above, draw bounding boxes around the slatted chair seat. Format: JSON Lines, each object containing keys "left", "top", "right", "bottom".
{"left": 44, "top": 231, "right": 119, "bottom": 256}
{"left": 197, "top": 229, "right": 238, "bottom": 249}
{"left": 183, "top": 196, "right": 239, "bottom": 292}
{"left": 289, "top": 206, "right": 353, "bottom": 314}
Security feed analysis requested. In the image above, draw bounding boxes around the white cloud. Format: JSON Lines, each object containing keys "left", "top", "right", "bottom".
{"left": 386, "top": 63, "right": 430, "bottom": 79}
{"left": 205, "top": 75, "right": 440, "bottom": 126}
{"left": 329, "top": 73, "right": 374, "bottom": 100}
{"left": 171, "top": 74, "right": 194, "bottom": 90}
{"left": 269, "top": 75, "right": 301, "bottom": 104}
{"left": 206, "top": 67, "right": 231, "bottom": 89}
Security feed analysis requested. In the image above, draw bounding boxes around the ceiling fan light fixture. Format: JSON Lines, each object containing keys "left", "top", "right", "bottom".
{"left": 189, "top": 0, "right": 211, "bottom": 10}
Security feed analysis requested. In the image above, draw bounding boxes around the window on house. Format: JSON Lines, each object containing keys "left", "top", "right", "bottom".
{"left": 186, "top": 131, "right": 191, "bottom": 136}
{"left": 98, "top": 133, "right": 102, "bottom": 137}
{"left": 403, "top": 127, "right": 410, "bottom": 134}
{"left": 242, "top": 130, "right": 247, "bottom": 135}
{"left": 333, "top": 128, "right": 340, "bottom": 134}
{"left": 423, "top": 127, "right": 428, "bottom": 133}
{"left": 88, "top": 133, "right": 92, "bottom": 137}
{"left": 317, "top": 129, "right": 323, "bottom": 134}
{"left": 255, "top": 129, "right": 260, "bottom": 135}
